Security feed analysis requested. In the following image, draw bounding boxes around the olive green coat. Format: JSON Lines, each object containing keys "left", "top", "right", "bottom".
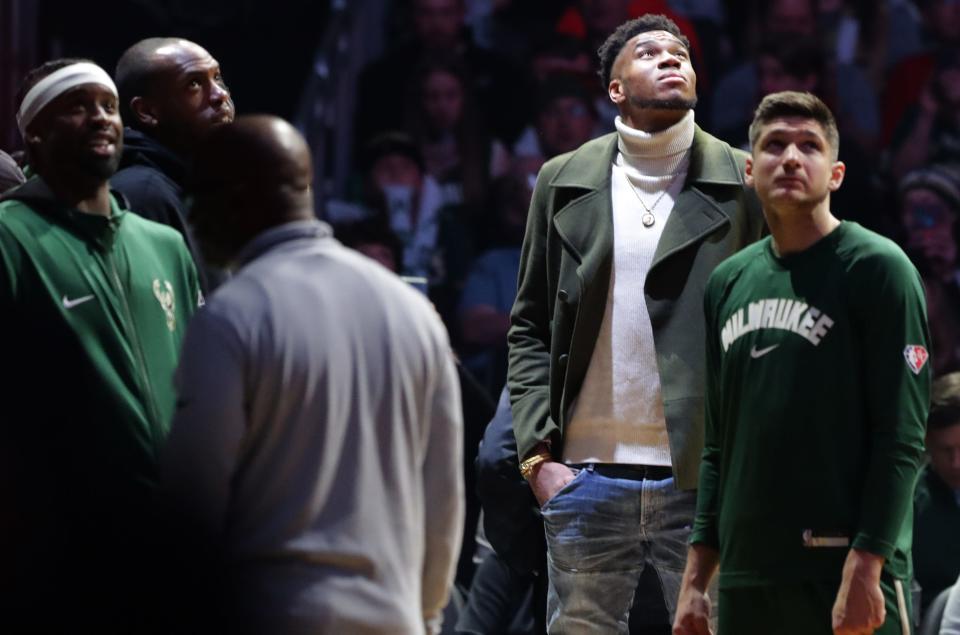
{"left": 507, "top": 126, "right": 765, "bottom": 489}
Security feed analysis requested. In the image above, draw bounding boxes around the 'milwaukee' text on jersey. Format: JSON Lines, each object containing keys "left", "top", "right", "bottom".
{"left": 720, "top": 297, "right": 835, "bottom": 351}
{"left": 690, "top": 221, "right": 931, "bottom": 589}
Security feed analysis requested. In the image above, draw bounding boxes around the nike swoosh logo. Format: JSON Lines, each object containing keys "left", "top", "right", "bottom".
{"left": 750, "top": 344, "right": 779, "bottom": 359}
{"left": 62, "top": 294, "right": 95, "bottom": 309}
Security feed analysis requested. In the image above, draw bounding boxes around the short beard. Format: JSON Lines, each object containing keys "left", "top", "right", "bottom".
{"left": 629, "top": 96, "right": 698, "bottom": 111}
{"left": 80, "top": 154, "right": 121, "bottom": 180}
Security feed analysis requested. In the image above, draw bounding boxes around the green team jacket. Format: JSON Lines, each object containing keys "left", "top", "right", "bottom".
{"left": 692, "top": 222, "right": 931, "bottom": 586}
{"left": 507, "top": 127, "right": 765, "bottom": 488}
{"left": 0, "top": 177, "right": 200, "bottom": 540}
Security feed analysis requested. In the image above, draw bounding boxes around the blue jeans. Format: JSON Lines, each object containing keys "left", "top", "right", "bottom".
{"left": 541, "top": 465, "right": 696, "bottom": 634}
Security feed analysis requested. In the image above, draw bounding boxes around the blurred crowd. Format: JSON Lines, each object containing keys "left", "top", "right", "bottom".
{"left": 327, "top": 0, "right": 960, "bottom": 396}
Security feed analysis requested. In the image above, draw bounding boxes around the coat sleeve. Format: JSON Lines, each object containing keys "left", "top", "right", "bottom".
{"left": 690, "top": 272, "right": 723, "bottom": 550}
{"left": 421, "top": 336, "right": 465, "bottom": 632}
{"left": 506, "top": 160, "right": 561, "bottom": 461}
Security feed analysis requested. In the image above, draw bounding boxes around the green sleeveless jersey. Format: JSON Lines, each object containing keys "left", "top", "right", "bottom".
{"left": 691, "top": 221, "right": 931, "bottom": 587}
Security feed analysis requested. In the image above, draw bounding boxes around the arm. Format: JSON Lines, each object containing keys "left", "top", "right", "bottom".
{"left": 506, "top": 161, "right": 560, "bottom": 462}
{"left": 834, "top": 251, "right": 930, "bottom": 632}
{"left": 674, "top": 280, "right": 724, "bottom": 635}
{"left": 421, "top": 343, "right": 465, "bottom": 634}
{"left": 673, "top": 544, "right": 719, "bottom": 635}
{"left": 160, "top": 307, "right": 247, "bottom": 537}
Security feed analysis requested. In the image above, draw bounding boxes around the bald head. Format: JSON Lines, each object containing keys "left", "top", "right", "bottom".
{"left": 116, "top": 37, "right": 233, "bottom": 155}
{"left": 195, "top": 114, "right": 312, "bottom": 192}
{"left": 188, "top": 115, "right": 314, "bottom": 268}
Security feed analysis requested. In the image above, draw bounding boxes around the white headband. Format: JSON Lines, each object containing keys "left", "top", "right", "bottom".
{"left": 16, "top": 62, "right": 118, "bottom": 137}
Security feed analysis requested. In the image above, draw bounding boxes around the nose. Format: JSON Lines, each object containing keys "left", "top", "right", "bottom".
{"left": 209, "top": 80, "right": 231, "bottom": 107}
{"left": 782, "top": 143, "right": 802, "bottom": 166}
{"left": 657, "top": 51, "right": 682, "bottom": 68}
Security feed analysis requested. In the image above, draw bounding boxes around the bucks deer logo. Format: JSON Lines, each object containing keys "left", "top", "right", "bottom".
{"left": 153, "top": 279, "right": 176, "bottom": 332}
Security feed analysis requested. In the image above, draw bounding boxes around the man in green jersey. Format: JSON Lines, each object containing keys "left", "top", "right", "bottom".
{"left": 0, "top": 59, "right": 200, "bottom": 629}
{"left": 673, "top": 91, "right": 931, "bottom": 635}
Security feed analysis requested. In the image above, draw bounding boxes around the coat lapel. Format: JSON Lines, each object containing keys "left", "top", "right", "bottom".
{"left": 650, "top": 126, "right": 747, "bottom": 270}
{"left": 550, "top": 133, "right": 618, "bottom": 296}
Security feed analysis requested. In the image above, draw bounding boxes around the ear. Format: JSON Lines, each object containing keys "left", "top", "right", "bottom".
{"left": 744, "top": 156, "right": 754, "bottom": 188}
{"left": 608, "top": 78, "right": 624, "bottom": 105}
{"left": 130, "top": 96, "right": 160, "bottom": 128}
{"left": 827, "top": 160, "right": 846, "bottom": 192}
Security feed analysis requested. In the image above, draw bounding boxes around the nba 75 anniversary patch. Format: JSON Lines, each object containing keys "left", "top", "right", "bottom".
{"left": 903, "top": 345, "right": 929, "bottom": 375}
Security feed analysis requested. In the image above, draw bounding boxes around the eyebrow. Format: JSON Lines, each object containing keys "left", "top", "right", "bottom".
{"left": 633, "top": 37, "right": 687, "bottom": 50}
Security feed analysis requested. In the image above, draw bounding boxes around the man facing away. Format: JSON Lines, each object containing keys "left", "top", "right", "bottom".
{"left": 112, "top": 37, "right": 234, "bottom": 290}
{"left": 161, "top": 115, "right": 464, "bottom": 635}
{"left": 0, "top": 58, "right": 201, "bottom": 629}
{"left": 507, "top": 13, "right": 765, "bottom": 632}
{"left": 674, "top": 91, "right": 931, "bottom": 635}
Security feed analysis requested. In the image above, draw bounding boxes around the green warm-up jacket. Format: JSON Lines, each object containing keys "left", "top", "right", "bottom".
{"left": 0, "top": 177, "right": 200, "bottom": 556}
{"left": 507, "top": 127, "right": 765, "bottom": 489}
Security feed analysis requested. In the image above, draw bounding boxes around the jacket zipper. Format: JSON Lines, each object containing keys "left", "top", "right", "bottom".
{"left": 106, "top": 248, "right": 162, "bottom": 450}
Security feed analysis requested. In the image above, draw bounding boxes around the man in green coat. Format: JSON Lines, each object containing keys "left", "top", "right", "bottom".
{"left": 0, "top": 58, "right": 200, "bottom": 629}
{"left": 506, "top": 13, "right": 764, "bottom": 631}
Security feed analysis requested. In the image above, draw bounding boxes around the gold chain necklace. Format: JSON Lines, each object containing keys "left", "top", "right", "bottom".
{"left": 622, "top": 169, "right": 684, "bottom": 228}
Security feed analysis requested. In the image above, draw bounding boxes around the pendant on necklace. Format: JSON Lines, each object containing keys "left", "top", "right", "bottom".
{"left": 641, "top": 212, "right": 656, "bottom": 227}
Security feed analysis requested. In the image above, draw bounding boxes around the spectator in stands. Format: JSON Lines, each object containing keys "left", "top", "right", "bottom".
{"left": 914, "top": 372, "right": 960, "bottom": 614}
{"left": 403, "top": 58, "right": 509, "bottom": 210}
{"left": 890, "top": 50, "right": 960, "bottom": 180}
{"left": 0, "top": 149, "right": 25, "bottom": 192}
{"left": 458, "top": 172, "right": 530, "bottom": 400}
{"left": 1, "top": 58, "right": 201, "bottom": 630}
{"left": 900, "top": 167, "right": 960, "bottom": 375}
{"left": 512, "top": 75, "right": 600, "bottom": 183}
{"left": 881, "top": 0, "right": 960, "bottom": 145}
{"left": 714, "top": 36, "right": 823, "bottom": 149}
{"left": 334, "top": 216, "right": 404, "bottom": 274}
{"left": 163, "top": 115, "right": 464, "bottom": 634}
{"left": 112, "top": 37, "right": 234, "bottom": 291}
{"left": 711, "top": 0, "right": 879, "bottom": 153}
{"left": 347, "top": 132, "right": 472, "bottom": 327}
{"left": 355, "top": 0, "right": 527, "bottom": 147}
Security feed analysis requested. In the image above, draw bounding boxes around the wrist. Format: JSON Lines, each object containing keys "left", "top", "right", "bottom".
{"left": 844, "top": 548, "right": 884, "bottom": 581}
{"left": 520, "top": 443, "right": 553, "bottom": 479}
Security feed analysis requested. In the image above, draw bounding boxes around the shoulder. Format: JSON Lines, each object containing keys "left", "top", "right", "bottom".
{"left": 838, "top": 223, "right": 918, "bottom": 280}
{"left": 706, "top": 240, "right": 769, "bottom": 294}
{"left": 538, "top": 133, "right": 617, "bottom": 184}
{"left": 111, "top": 166, "right": 182, "bottom": 217}
{"left": 119, "top": 208, "right": 191, "bottom": 255}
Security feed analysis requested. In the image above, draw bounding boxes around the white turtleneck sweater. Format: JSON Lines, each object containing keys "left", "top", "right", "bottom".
{"left": 563, "top": 110, "right": 694, "bottom": 466}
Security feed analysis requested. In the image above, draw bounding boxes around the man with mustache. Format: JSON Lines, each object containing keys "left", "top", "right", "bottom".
{"left": 507, "top": 13, "right": 764, "bottom": 631}
{"left": 0, "top": 59, "right": 201, "bottom": 629}
{"left": 112, "top": 37, "right": 235, "bottom": 290}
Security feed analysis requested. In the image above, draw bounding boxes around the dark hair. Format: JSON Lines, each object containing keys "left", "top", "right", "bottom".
{"left": 748, "top": 91, "right": 840, "bottom": 160}
{"left": 115, "top": 37, "right": 185, "bottom": 127}
{"left": 597, "top": 14, "right": 689, "bottom": 89}
{"left": 759, "top": 36, "right": 825, "bottom": 83}
{"left": 362, "top": 131, "right": 425, "bottom": 173}
{"left": 929, "top": 372, "right": 960, "bottom": 430}
{"left": 16, "top": 58, "right": 94, "bottom": 113}
{"left": 536, "top": 74, "right": 597, "bottom": 118}
{"left": 334, "top": 217, "right": 404, "bottom": 271}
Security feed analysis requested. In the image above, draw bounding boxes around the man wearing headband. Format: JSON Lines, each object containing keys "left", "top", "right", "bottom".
{"left": 0, "top": 58, "right": 201, "bottom": 629}
{"left": 112, "top": 37, "right": 235, "bottom": 291}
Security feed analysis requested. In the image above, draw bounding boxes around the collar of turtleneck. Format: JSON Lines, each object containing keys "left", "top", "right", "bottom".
{"left": 615, "top": 110, "right": 695, "bottom": 176}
